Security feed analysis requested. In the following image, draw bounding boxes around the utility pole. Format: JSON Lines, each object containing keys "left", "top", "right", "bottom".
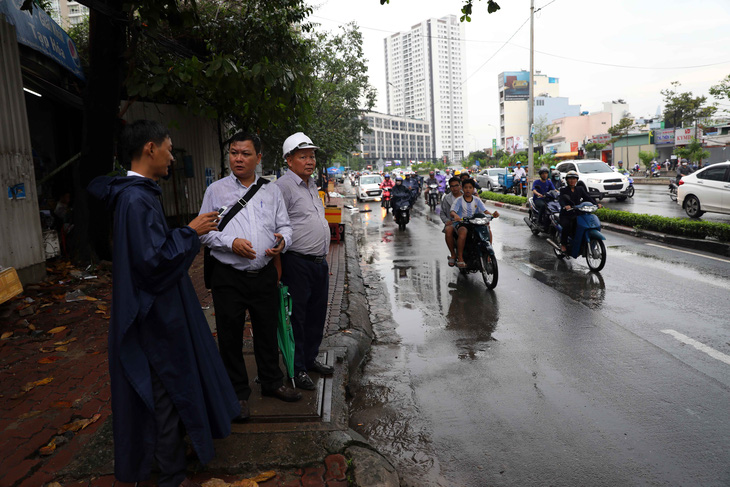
{"left": 527, "top": 0, "right": 535, "bottom": 180}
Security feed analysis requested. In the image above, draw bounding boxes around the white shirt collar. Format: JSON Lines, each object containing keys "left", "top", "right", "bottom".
{"left": 127, "top": 170, "right": 145, "bottom": 178}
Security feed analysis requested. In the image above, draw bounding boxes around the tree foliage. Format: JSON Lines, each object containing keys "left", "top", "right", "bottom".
{"left": 304, "top": 23, "right": 376, "bottom": 171}
{"left": 378, "top": 0, "right": 501, "bottom": 22}
{"left": 661, "top": 81, "right": 717, "bottom": 129}
{"left": 533, "top": 115, "right": 556, "bottom": 148}
{"left": 585, "top": 142, "right": 606, "bottom": 159}
{"left": 638, "top": 150, "right": 658, "bottom": 167}
{"left": 674, "top": 139, "right": 710, "bottom": 165}
{"left": 709, "top": 74, "right": 730, "bottom": 112}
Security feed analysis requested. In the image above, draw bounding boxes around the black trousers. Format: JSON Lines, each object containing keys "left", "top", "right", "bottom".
{"left": 533, "top": 197, "right": 547, "bottom": 225}
{"left": 151, "top": 368, "right": 186, "bottom": 487}
{"left": 281, "top": 253, "right": 329, "bottom": 373}
{"left": 559, "top": 210, "right": 576, "bottom": 245}
{"left": 211, "top": 261, "right": 283, "bottom": 400}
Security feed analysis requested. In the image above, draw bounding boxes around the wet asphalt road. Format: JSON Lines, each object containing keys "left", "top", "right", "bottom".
{"left": 346, "top": 185, "right": 730, "bottom": 487}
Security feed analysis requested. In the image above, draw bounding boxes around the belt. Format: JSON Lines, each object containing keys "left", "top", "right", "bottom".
{"left": 287, "top": 250, "right": 327, "bottom": 264}
{"left": 218, "top": 258, "right": 272, "bottom": 277}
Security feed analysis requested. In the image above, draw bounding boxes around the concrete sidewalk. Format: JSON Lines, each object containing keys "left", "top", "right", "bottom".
{"left": 0, "top": 194, "right": 395, "bottom": 487}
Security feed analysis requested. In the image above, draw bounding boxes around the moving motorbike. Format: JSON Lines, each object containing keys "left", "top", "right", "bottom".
{"left": 524, "top": 190, "right": 561, "bottom": 236}
{"left": 454, "top": 214, "right": 499, "bottom": 289}
{"left": 668, "top": 179, "right": 678, "bottom": 202}
{"left": 427, "top": 183, "right": 440, "bottom": 210}
{"left": 381, "top": 187, "right": 392, "bottom": 209}
{"left": 546, "top": 202, "right": 607, "bottom": 272}
{"left": 394, "top": 204, "right": 411, "bottom": 231}
{"left": 513, "top": 175, "right": 528, "bottom": 197}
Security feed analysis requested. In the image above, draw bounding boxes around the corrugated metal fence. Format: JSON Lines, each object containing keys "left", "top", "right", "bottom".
{"left": 0, "top": 17, "right": 45, "bottom": 278}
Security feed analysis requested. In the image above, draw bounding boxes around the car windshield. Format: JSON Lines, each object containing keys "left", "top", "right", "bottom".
{"left": 577, "top": 162, "right": 614, "bottom": 174}
{"left": 361, "top": 176, "right": 382, "bottom": 185}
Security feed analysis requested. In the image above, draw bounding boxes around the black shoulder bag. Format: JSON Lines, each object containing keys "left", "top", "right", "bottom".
{"left": 203, "top": 178, "right": 270, "bottom": 288}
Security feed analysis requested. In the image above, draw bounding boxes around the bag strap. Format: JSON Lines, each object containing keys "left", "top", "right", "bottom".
{"left": 218, "top": 177, "right": 269, "bottom": 232}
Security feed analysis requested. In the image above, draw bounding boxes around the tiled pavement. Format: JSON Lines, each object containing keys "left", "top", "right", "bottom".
{"left": 0, "top": 195, "right": 351, "bottom": 487}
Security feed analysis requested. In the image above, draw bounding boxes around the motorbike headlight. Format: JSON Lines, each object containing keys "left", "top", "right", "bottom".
{"left": 587, "top": 178, "right": 601, "bottom": 184}
{"left": 471, "top": 218, "right": 488, "bottom": 225}
{"left": 581, "top": 205, "right": 597, "bottom": 213}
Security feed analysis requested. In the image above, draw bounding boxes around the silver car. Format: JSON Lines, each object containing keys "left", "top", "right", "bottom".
{"left": 476, "top": 168, "right": 506, "bottom": 192}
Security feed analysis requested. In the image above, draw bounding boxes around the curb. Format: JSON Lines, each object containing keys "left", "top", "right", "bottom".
{"left": 484, "top": 199, "right": 730, "bottom": 258}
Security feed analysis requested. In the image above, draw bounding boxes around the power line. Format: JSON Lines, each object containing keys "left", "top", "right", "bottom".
{"left": 462, "top": 16, "right": 531, "bottom": 84}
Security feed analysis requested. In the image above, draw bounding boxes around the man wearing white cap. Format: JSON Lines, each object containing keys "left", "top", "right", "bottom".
{"left": 275, "top": 133, "right": 334, "bottom": 391}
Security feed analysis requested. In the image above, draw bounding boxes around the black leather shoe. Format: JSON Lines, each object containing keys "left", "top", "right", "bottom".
{"left": 294, "top": 371, "right": 316, "bottom": 390}
{"left": 262, "top": 385, "right": 302, "bottom": 402}
{"left": 310, "top": 359, "right": 334, "bottom": 376}
{"left": 233, "top": 399, "right": 250, "bottom": 423}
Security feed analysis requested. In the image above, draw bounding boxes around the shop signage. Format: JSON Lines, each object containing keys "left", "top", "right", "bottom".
{"left": 0, "top": 0, "right": 85, "bottom": 80}
{"left": 675, "top": 127, "right": 701, "bottom": 145}
{"left": 654, "top": 128, "right": 675, "bottom": 145}
{"left": 590, "top": 133, "right": 612, "bottom": 144}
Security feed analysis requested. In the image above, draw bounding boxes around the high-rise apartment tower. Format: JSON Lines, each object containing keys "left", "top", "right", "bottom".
{"left": 384, "top": 15, "right": 467, "bottom": 163}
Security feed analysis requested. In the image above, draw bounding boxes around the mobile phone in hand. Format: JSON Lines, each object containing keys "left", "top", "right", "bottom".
{"left": 217, "top": 206, "right": 228, "bottom": 216}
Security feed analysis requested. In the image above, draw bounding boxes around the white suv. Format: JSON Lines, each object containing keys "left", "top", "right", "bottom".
{"left": 555, "top": 159, "right": 631, "bottom": 201}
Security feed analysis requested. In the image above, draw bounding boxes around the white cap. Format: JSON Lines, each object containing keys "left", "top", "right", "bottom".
{"left": 283, "top": 132, "right": 319, "bottom": 159}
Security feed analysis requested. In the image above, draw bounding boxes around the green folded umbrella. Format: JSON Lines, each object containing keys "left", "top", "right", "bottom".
{"left": 276, "top": 282, "right": 296, "bottom": 388}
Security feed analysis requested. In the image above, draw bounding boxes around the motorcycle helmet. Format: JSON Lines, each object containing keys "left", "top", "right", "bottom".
{"left": 429, "top": 171, "right": 435, "bottom": 176}
{"left": 565, "top": 170, "right": 579, "bottom": 180}
{"left": 538, "top": 167, "right": 549, "bottom": 176}
{"left": 550, "top": 165, "right": 556, "bottom": 169}
{"left": 454, "top": 170, "right": 461, "bottom": 175}
{"left": 384, "top": 173, "right": 390, "bottom": 178}
{"left": 395, "top": 176, "right": 403, "bottom": 183}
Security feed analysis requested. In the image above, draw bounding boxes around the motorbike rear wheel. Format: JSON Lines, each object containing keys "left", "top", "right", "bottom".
{"left": 585, "top": 239, "right": 606, "bottom": 272}
{"left": 669, "top": 189, "right": 677, "bottom": 202}
{"left": 480, "top": 253, "right": 498, "bottom": 289}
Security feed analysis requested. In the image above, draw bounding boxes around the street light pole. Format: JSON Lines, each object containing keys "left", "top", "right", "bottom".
{"left": 528, "top": 0, "right": 535, "bottom": 180}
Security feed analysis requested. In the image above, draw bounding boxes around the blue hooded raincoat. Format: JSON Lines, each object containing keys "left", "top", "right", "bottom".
{"left": 87, "top": 175, "right": 239, "bottom": 482}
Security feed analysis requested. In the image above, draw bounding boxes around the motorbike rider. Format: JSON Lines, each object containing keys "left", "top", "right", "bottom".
{"left": 531, "top": 167, "right": 556, "bottom": 228}
{"left": 550, "top": 165, "right": 562, "bottom": 189}
{"left": 558, "top": 170, "right": 602, "bottom": 253}
{"left": 615, "top": 161, "right": 629, "bottom": 175}
{"left": 402, "top": 174, "right": 418, "bottom": 206}
{"left": 380, "top": 173, "right": 395, "bottom": 190}
{"left": 676, "top": 159, "right": 692, "bottom": 181}
{"left": 424, "top": 170, "right": 439, "bottom": 203}
{"left": 441, "top": 177, "right": 463, "bottom": 267}
{"left": 450, "top": 178, "right": 499, "bottom": 268}
{"left": 459, "top": 171, "right": 481, "bottom": 191}
{"left": 435, "top": 169, "right": 447, "bottom": 195}
{"left": 391, "top": 176, "right": 412, "bottom": 210}
{"left": 512, "top": 161, "right": 527, "bottom": 193}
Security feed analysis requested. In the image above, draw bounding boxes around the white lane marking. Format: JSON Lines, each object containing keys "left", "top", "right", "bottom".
{"left": 645, "top": 243, "right": 730, "bottom": 264}
{"left": 524, "top": 263, "right": 545, "bottom": 272}
{"left": 661, "top": 329, "right": 730, "bottom": 366}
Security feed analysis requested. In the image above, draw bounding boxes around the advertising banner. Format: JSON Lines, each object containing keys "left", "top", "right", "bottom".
{"left": 570, "top": 141, "right": 579, "bottom": 152}
{"left": 501, "top": 71, "right": 530, "bottom": 101}
{"left": 0, "top": 0, "right": 85, "bottom": 80}
{"left": 674, "top": 127, "right": 701, "bottom": 145}
{"left": 590, "top": 133, "right": 612, "bottom": 144}
{"left": 505, "top": 137, "right": 514, "bottom": 154}
{"left": 654, "top": 128, "right": 675, "bottom": 145}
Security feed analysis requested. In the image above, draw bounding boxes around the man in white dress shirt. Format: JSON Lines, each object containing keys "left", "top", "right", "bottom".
{"left": 199, "top": 133, "right": 300, "bottom": 420}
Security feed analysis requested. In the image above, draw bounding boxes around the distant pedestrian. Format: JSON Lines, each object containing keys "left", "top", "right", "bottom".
{"left": 275, "top": 132, "right": 335, "bottom": 391}
{"left": 88, "top": 120, "right": 239, "bottom": 487}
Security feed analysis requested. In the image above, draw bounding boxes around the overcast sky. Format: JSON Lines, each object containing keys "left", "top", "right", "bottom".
{"left": 308, "top": 0, "right": 730, "bottom": 151}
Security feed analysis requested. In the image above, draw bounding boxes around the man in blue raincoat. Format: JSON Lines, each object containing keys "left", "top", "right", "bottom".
{"left": 88, "top": 120, "right": 240, "bottom": 487}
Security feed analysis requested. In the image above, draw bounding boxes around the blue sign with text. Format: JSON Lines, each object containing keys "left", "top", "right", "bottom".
{"left": 0, "top": 0, "right": 85, "bottom": 81}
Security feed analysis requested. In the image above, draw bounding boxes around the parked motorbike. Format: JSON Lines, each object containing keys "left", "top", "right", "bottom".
{"left": 381, "top": 188, "right": 392, "bottom": 209}
{"left": 394, "top": 204, "right": 411, "bottom": 231}
{"left": 546, "top": 202, "right": 607, "bottom": 272}
{"left": 524, "top": 190, "right": 561, "bottom": 236}
{"left": 427, "top": 183, "right": 440, "bottom": 210}
{"left": 454, "top": 214, "right": 499, "bottom": 289}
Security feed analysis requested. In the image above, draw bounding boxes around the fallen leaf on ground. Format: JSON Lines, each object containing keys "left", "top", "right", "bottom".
{"left": 39, "top": 438, "right": 56, "bottom": 455}
{"left": 11, "top": 377, "right": 53, "bottom": 398}
{"left": 48, "top": 326, "right": 67, "bottom": 334}
{"left": 247, "top": 472, "right": 276, "bottom": 483}
{"left": 50, "top": 401, "right": 72, "bottom": 409}
{"left": 83, "top": 296, "right": 98, "bottom": 301}
{"left": 39, "top": 347, "right": 55, "bottom": 353}
{"left": 55, "top": 346, "right": 68, "bottom": 352}
{"left": 38, "top": 356, "right": 62, "bottom": 364}
{"left": 96, "top": 304, "right": 108, "bottom": 311}
{"left": 55, "top": 337, "right": 77, "bottom": 345}
{"left": 201, "top": 480, "right": 229, "bottom": 487}
{"left": 58, "top": 309, "right": 70, "bottom": 315}
{"left": 95, "top": 310, "right": 106, "bottom": 314}
{"left": 58, "top": 413, "right": 101, "bottom": 433}
{"left": 40, "top": 303, "right": 53, "bottom": 308}
{"left": 28, "top": 324, "right": 36, "bottom": 330}
{"left": 231, "top": 480, "right": 259, "bottom": 487}
{"left": 18, "top": 410, "right": 43, "bottom": 420}
{"left": 1, "top": 332, "right": 12, "bottom": 340}
{"left": 47, "top": 483, "right": 62, "bottom": 487}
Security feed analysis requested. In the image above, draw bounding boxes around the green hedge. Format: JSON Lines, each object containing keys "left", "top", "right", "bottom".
{"left": 479, "top": 191, "right": 527, "bottom": 206}
{"left": 479, "top": 191, "right": 730, "bottom": 242}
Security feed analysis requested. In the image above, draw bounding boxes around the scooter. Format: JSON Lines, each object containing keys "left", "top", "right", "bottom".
{"left": 394, "top": 204, "right": 411, "bottom": 231}
{"left": 668, "top": 179, "right": 679, "bottom": 202}
{"left": 427, "top": 184, "right": 440, "bottom": 210}
{"left": 546, "top": 202, "right": 607, "bottom": 272}
{"left": 381, "top": 187, "right": 392, "bottom": 209}
{"left": 454, "top": 214, "right": 499, "bottom": 289}
{"left": 524, "top": 190, "right": 561, "bottom": 236}
{"left": 513, "top": 176, "right": 528, "bottom": 197}
{"left": 626, "top": 176, "right": 635, "bottom": 198}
